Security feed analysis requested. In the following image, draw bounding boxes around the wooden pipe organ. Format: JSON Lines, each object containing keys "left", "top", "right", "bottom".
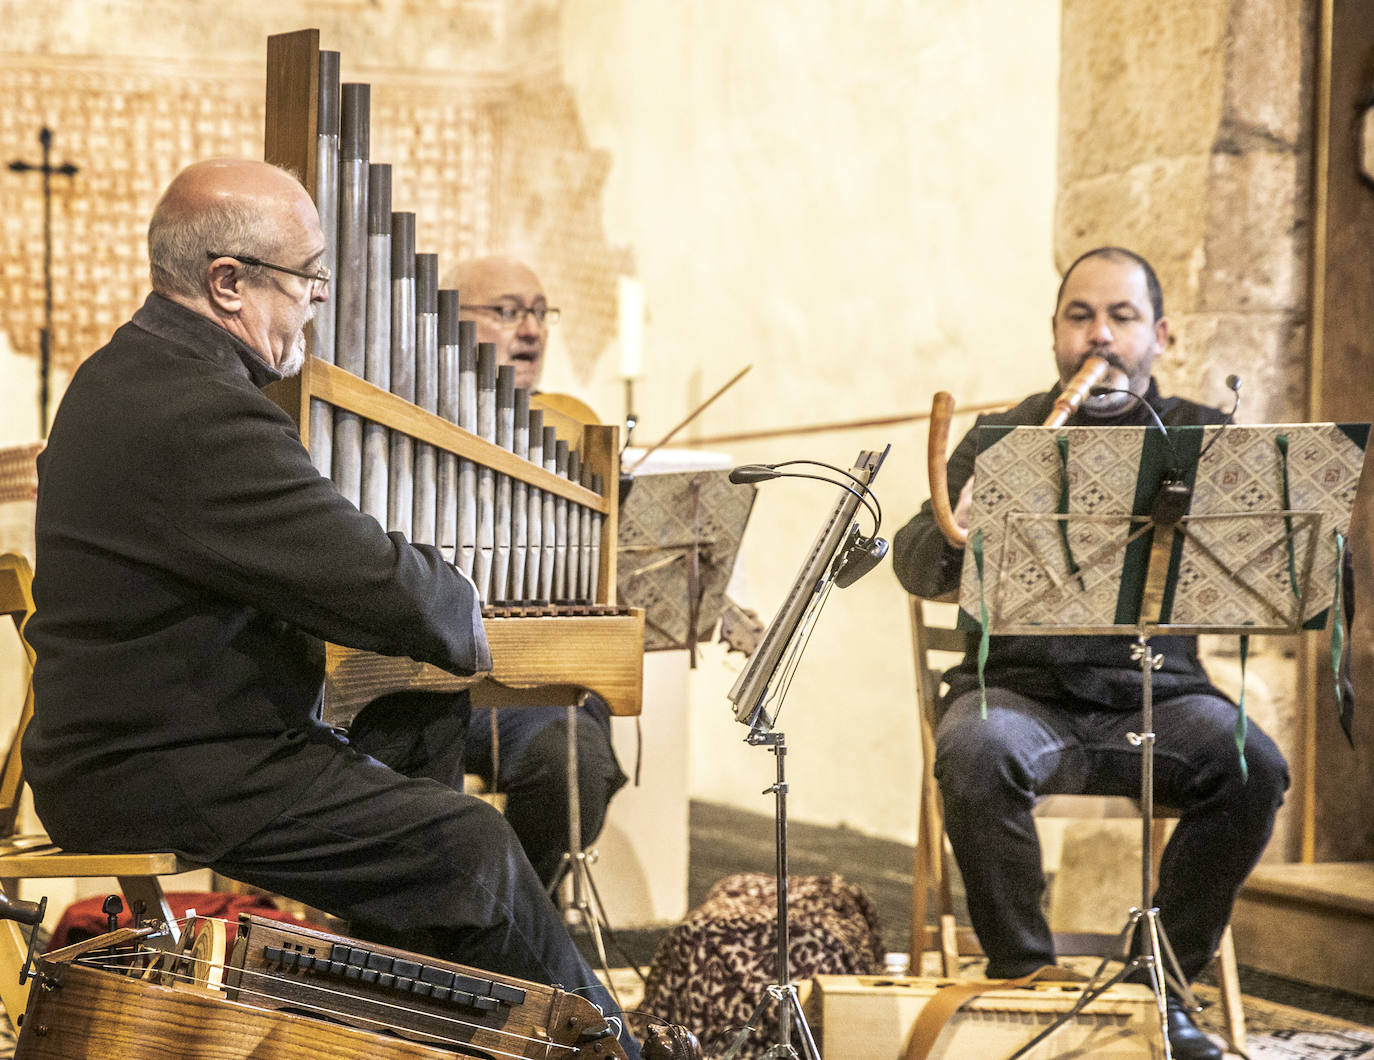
{"left": 261, "top": 30, "right": 643, "bottom": 717}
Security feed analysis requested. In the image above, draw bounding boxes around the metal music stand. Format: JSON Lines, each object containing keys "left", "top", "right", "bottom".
{"left": 953, "top": 421, "right": 1368, "bottom": 1060}
{"left": 720, "top": 447, "right": 888, "bottom": 1060}
{"left": 617, "top": 465, "right": 756, "bottom": 661}
{"left": 548, "top": 463, "right": 757, "bottom": 997}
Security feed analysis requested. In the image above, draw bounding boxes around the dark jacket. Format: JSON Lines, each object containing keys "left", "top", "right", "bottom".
{"left": 25, "top": 293, "right": 489, "bottom": 858}
{"left": 891, "top": 380, "right": 1229, "bottom": 709}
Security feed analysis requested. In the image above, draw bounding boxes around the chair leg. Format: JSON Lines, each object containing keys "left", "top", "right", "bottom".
{"left": 0, "top": 883, "right": 34, "bottom": 1030}
{"left": 911, "top": 777, "right": 933, "bottom": 965}
{"left": 916, "top": 720, "right": 963, "bottom": 976}
{"left": 0, "top": 916, "right": 31, "bottom": 1031}
{"left": 1215, "top": 923, "right": 1246, "bottom": 1051}
{"left": 938, "top": 913, "right": 961, "bottom": 977}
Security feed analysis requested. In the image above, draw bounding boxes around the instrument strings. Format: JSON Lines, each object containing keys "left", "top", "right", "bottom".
{"left": 70, "top": 923, "right": 594, "bottom": 1060}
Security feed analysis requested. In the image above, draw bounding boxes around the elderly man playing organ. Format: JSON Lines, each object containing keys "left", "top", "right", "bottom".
{"left": 23, "top": 158, "right": 646, "bottom": 1059}
{"left": 892, "top": 246, "right": 1290, "bottom": 1060}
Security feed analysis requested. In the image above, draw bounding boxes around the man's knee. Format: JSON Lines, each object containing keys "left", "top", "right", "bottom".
{"left": 435, "top": 791, "right": 524, "bottom": 856}
{"left": 934, "top": 714, "right": 1029, "bottom": 808}
{"left": 1240, "top": 730, "right": 1289, "bottom": 809}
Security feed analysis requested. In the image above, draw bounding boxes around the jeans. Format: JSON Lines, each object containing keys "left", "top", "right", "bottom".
{"left": 934, "top": 685, "right": 1288, "bottom": 981}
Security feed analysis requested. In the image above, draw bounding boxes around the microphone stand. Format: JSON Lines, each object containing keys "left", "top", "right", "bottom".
{"left": 720, "top": 447, "right": 887, "bottom": 1060}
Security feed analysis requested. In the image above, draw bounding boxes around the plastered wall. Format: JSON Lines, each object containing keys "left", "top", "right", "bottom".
{"left": 556, "top": 0, "right": 1061, "bottom": 840}
{"left": 1, "top": 1, "right": 1063, "bottom": 855}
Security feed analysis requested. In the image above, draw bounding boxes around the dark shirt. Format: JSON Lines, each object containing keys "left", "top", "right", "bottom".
{"left": 25, "top": 293, "right": 489, "bottom": 858}
{"left": 891, "top": 380, "right": 1229, "bottom": 709}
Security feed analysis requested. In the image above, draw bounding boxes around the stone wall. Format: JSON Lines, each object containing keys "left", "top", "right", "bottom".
{"left": 1058, "top": 0, "right": 1316, "bottom": 860}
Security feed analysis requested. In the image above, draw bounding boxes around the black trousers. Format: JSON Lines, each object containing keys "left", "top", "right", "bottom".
{"left": 466, "top": 696, "right": 628, "bottom": 888}
{"left": 211, "top": 738, "right": 642, "bottom": 1060}
{"left": 935, "top": 686, "right": 1288, "bottom": 982}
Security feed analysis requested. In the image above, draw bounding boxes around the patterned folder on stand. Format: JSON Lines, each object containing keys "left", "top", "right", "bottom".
{"left": 617, "top": 457, "right": 755, "bottom": 653}
{"left": 958, "top": 423, "right": 1369, "bottom": 634}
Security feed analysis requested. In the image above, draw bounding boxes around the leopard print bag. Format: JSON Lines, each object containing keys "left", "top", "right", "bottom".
{"left": 634, "top": 872, "right": 884, "bottom": 1058}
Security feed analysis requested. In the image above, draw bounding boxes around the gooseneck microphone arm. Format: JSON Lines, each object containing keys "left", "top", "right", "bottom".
{"left": 1087, "top": 385, "right": 1181, "bottom": 465}
{"left": 1195, "top": 374, "right": 1242, "bottom": 462}
{"left": 768, "top": 459, "right": 885, "bottom": 531}
{"left": 729, "top": 463, "right": 882, "bottom": 540}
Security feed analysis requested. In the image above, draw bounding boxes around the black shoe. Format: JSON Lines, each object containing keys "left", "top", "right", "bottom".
{"left": 1165, "top": 997, "right": 1222, "bottom": 1060}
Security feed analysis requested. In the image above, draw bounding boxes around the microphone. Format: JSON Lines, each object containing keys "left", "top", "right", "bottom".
{"left": 729, "top": 461, "right": 882, "bottom": 538}
{"left": 728, "top": 464, "right": 781, "bottom": 484}
{"left": 1194, "top": 373, "right": 1242, "bottom": 464}
{"left": 729, "top": 457, "right": 888, "bottom": 587}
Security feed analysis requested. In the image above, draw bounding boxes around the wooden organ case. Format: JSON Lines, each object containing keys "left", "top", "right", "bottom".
{"left": 261, "top": 29, "right": 643, "bottom": 719}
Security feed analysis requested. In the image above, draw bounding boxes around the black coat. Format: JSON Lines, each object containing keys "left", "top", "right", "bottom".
{"left": 891, "top": 380, "right": 1229, "bottom": 710}
{"left": 26, "top": 294, "right": 489, "bottom": 858}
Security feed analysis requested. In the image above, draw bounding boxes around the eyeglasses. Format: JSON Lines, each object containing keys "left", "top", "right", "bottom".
{"left": 208, "top": 252, "right": 331, "bottom": 292}
{"left": 468, "top": 303, "right": 560, "bottom": 327}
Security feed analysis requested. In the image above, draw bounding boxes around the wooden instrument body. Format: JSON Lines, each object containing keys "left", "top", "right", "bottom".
{"left": 323, "top": 606, "right": 646, "bottom": 719}
{"left": 16, "top": 915, "right": 629, "bottom": 1059}
{"left": 16, "top": 962, "right": 455, "bottom": 1059}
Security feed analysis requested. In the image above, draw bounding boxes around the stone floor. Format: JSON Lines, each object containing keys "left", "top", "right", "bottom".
{"left": 581, "top": 801, "right": 1374, "bottom": 1028}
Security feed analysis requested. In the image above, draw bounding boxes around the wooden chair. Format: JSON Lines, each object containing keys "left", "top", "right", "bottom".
{"left": 907, "top": 593, "right": 1246, "bottom": 1049}
{"left": 0, "top": 552, "right": 198, "bottom": 1024}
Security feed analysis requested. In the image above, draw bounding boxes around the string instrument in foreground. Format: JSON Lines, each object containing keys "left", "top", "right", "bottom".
{"left": 15, "top": 914, "right": 698, "bottom": 1058}
{"left": 926, "top": 354, "right": 1112, "bottom": 548}
{"left": 261, "top": 29, "right": 642, "bottom": 718}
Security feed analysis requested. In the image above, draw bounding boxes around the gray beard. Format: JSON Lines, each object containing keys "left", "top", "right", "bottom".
{"left": 279, "top": 341, "right": 306, "bottom": 378}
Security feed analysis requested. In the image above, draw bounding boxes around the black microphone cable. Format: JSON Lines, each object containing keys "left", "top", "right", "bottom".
{"left": 1195, "top": 374, "right": 1243, "bottom": 463}
{"left": 1087, "top": 385, "right": 1182, "bottom": 465}
{"left": 728, "top": 462, "right": 882, "bottom": 542}
{"left": 728, "top": 459, "right": 888, "bottom": 587}
{"left": 1087, "top": 375, "right": 1242, "bottom": 525}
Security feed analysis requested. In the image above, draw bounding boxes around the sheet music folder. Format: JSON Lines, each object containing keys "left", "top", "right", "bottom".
{"left": 956, "top": 422, "right": 1369, "bottom": 635}
{"left": 616, "top": 459, "right": 756, "bottom": 652}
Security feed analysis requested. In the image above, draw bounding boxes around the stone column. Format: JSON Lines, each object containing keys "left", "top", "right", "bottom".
{"left": 1057, "top": 0, "right": 1315, "bottom": 860}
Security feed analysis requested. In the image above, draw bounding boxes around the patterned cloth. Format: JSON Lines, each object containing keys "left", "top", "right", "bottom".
{"left": 49, "top": 890, "right": 305, "bottom": 950}
{"left": 635, "top": 873, "right": 883, "bottom": 1058}
{"left": 0, "top": 444, "right": 40, "bottom": 504}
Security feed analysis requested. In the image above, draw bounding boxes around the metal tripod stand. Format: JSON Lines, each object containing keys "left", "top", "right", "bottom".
{"left": 719, "top": 729, "right": 821, "bottom": 1060}
{"left": 1007, "top": 632, "right": 1203, "bottom": 1060}
{"left": 549, "top": 694, "right": 637, "bottom": 1009}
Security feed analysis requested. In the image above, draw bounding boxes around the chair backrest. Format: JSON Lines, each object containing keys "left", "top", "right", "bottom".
{"left": 0, "top": 553, "right": 36, "bottom": 839}
{"left": 908, "top": 592, "right": 971, "bottom": 727}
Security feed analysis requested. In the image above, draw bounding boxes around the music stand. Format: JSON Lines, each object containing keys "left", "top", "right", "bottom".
{"left": 953, "top": 420, "right": 1368, "bottom": 1060}
{"left": 617, "top": 464, "right": 756, "bottom": 661}
{"left": 720, "top": 447, "right": 888, "bottom": 1060}
{"left": 544, "top": 459, "right": 757, "bottom": 996}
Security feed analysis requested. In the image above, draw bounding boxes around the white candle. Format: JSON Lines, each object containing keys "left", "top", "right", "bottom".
{"left": 618, "top": 275, "right": 644, "bottom": 379}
